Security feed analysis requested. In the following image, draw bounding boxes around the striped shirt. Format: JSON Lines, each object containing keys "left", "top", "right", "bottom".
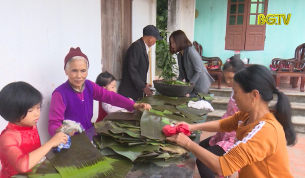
{"left": 219, "top": 112, "right": 293, "bottom": 178}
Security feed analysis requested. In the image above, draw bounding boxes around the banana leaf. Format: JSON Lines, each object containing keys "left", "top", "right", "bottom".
{"left": 47, "top": 132, "right": 115, "bottom": 178}
{"left": 140, "top": 111, "right": 166, "bottom": 141}
{"left": 138, "top": 95, "right": 194, "bottom": 106}
{"left": 100, "top": 147, "right": 117, "bottom": 156}
{"left": 103, "top": 112, "right": 142, "bottom": 121}
{"left": 154, "top": 105, "right": 180, "bottom": 114}
{"left": 160, "top": 145, "right": 188, "bottom": 154}
{"left": 139, "top": 152, "right": 160, "bottom": 157}
{"left": 102, "top": 144, "right": 145, "bottom": 162}
{"left": 105, "top": 156, "right": 133, "bottom": 178}
{"left": 177, "top": 109, "right": 206, "bottom": 123}
{"left": 197, "top": 93, "right": 214, "bottom": 101}
{"left": 149, "top": 109, "right": 194, "bottom": 124}
{"left": 114, "top": 122, "right": 140, "bottom": 129}
{"left": 101, "top": 135, "right": 120, "bottom": 148}
{"left": 136, "top": 95, "right": 165, "bottom": 105}
{"left": 96, "top": 121, "right": 142, "bottom": 139}
{"left": 93, "top": 135, "right": 102, "bottom": 149}
{"left": 155, "top": 153, "right": 171, "bottom": 159}
{"left": 128, "top": 142, "right": 146, "bottom": 146}
{"left": 109, "top": 127, "right": 141, "bottom": 138}
{"left": 143, "top": 145, "right": 160, "bottom": 152}
{"left": 176, "top": 104, "right": 210, "bottom": 116}
{"left": 13, "top": 159, "right": 61, "bottom": 178}
{"left": 141, "top": 110, "right": 180, "bottom": 140}
{"left": 27, "top": 174, "right": 61, "bottom": 178}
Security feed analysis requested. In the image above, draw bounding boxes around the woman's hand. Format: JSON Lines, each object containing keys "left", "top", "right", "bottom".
{"left": 55, "top": 125, "right": 64, "bottom": 133}
{"left": 49, "top": 132, "right": 69, "bottom": 147}
{"left": 55, "top": 125, "right": 76, "bottom": 137}
{"left": 174, "top": 121, "right": 195, "bottom": 131}
{"left": 166, "top": 133, "right": 193, "bottom": 148}
{"left": 133, "top": 103, "right": 151, "bottom": 111}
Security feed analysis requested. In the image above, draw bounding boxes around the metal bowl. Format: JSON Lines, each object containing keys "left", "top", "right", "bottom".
{"left": 153, "top": 80, "right": 194, "bottom": 97}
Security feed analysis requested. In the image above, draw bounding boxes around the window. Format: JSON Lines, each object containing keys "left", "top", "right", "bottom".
{"left": 225, "top": 0, "right": 268, "bottom": 50}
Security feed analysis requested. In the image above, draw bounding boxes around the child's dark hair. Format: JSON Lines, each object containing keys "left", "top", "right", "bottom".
{"left": 95, "top": 71, "right": 116, "bottom": 87}
{"left": 0, "top": 82, "right": 42, "bottom": 123}
{"left": 223, "top": 56, "right": 245, "bottom": 73}
{"left": 234, "top": 65, "right": 296, "bottom": 146}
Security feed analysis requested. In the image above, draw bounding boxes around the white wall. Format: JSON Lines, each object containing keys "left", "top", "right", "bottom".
{"left": 0, "top": 0, "right": 102, "bottom": 144}
{"left": 132, "top": 0, "right": 157, "bottom": 84}
{"left": 168, "top": 0, "right": 196, "bottom": 42}
{"left": 180, "top": 0, "right": 196, "bottom": 42}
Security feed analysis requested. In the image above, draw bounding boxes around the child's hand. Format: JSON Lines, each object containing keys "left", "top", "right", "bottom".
{"left": 49, "top": 132, "right": 68, "bottom": 147}
{"left": 133, "top": 103, "right": 151, "bottom": 111}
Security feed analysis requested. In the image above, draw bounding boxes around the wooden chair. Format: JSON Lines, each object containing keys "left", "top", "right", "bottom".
{"left": 193, "top": 41, "right": 223, "bottom": 89}
{"left": 271, "top": 43, "right": 305, "bottom": 91}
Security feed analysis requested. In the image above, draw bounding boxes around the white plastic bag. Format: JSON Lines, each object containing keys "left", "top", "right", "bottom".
{"left": 188, "top": 100, "right": 214, "bottom": 111}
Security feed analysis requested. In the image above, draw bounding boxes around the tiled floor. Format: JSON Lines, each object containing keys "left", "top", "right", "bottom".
{"left": 192, "top": 132, "right": 305, "bottom": 178}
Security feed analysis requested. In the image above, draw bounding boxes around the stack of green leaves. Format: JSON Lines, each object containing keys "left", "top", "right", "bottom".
{"left": 94, "top": 111, "right": 189, "bottom": 163}
{"left": 94, "top": 95, "right": 213, "bottom": 165}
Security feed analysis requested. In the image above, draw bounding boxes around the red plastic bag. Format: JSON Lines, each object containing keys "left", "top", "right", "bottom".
{"left": 162, "top": 124, "right": 191, "bottom": 136}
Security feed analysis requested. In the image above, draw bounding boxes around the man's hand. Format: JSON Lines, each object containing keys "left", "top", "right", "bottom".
{"left": 143, "top": 86, "right": 153, "bottom": 96}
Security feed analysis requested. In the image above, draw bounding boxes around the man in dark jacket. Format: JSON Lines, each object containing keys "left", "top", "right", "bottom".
{"left": 118, "top": 25, "right": 161, "bottom": 100}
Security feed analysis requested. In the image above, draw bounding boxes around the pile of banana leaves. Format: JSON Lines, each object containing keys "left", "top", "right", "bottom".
{"left": 14, "top": 133, "right": 134, "bottom": 178}
{"left": 94, "top": 95, "right": 213, "bottom": 164}
{"left": 14, "top": 95, "right": 213, "bottom": 178}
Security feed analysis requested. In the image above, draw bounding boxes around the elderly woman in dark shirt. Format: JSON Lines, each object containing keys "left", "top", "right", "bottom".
{"left": 169, "top": 30, "right": 214, "bottom": 97}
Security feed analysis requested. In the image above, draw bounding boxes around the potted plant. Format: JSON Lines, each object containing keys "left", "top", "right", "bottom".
{"left": 155, "top": 30, "right": 177, "bottom": 80}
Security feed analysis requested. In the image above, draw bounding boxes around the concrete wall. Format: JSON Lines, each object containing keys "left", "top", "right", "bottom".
{"left": 168, "top": 0, "right": 196, "bottom": 42}
{"left": 0, "top": 0, "right": 102, "bottom": 144}
{"left": 194, "top": 0, "right": 305, "bottom": 66}
{"left": 132, "top": 0, "right": 157, "bottom": 84}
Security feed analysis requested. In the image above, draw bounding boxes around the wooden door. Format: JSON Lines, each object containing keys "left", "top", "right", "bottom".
{"left": 225, "top": 0, "right": 249, "bottom": 50}
{"left": 101, "top": 0, "right": 132, "bottom": 79}
{"left": 244, "top": 0, "right": 268, "bottom": 50}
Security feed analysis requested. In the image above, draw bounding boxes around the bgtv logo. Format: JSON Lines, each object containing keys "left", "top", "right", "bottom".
{"left": 258, "top": 14, "right": 291, "bottom": 25}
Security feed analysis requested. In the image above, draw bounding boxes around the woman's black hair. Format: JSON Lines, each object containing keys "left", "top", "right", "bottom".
{"left": 0, "top": 82, "right": 42, "bottom": 123}
{"left": 223, "top": 56, "right": 245, "bottom": 73}
{"left": 234, "top": 65, "right": 296, "bottom": 146}
{"left": 95, "top": 71, "right": 116, "bottom": 87}
{"left": 169, "top": 30, "right": 192, "bottom": 54}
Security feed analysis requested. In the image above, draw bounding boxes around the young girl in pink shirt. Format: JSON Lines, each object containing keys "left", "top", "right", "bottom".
{"left": 196, "top": 56, "right": 244, "bottom": 178}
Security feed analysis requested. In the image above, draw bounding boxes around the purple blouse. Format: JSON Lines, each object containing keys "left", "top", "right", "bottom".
{"left": 48, "top": 80, "right": 135, "bottom": 136}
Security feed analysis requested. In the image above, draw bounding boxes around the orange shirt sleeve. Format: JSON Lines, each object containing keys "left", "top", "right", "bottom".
{"left": 219, "top": 121, "right": 277, "bottom": 176}
{"left": 219, "top": 111, "right": 247, "bottom": 132}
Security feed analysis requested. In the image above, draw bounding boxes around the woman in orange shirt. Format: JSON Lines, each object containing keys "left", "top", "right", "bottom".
{"left": 167, "top": 65, "right": 296, "bottom": 178}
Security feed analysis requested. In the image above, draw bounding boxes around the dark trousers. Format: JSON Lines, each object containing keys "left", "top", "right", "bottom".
{"left": 196, "top": 136, "right": 226, "bottom": 178}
